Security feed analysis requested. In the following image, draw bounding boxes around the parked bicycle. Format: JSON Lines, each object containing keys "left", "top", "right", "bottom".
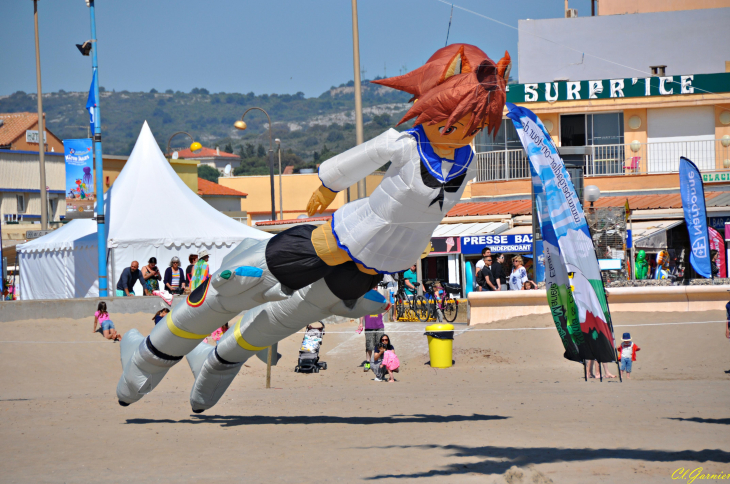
{"left": 419, "top": 280, "right": 460, "bottom": 322}
{"left": 391, "top": 275, "right": 426, "bottom": 322}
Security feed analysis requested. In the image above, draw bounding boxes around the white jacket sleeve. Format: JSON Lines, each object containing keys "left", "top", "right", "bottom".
{"left": 317, "top": 128, "right": 413, "bottom": 192}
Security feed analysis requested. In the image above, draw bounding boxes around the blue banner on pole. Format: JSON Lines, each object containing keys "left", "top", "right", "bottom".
{"left": 86, "top": 71, "right": 98, "bottom": 133}
{"left": 63, "top": 138, "right": 95, "bottom": 219}
{"left": 679, "top": 157, "right": 711, "bottom": 278}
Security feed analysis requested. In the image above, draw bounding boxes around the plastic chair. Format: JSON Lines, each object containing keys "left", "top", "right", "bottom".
{"left": 625, "top": 156, "right": 641, "bottom": 174}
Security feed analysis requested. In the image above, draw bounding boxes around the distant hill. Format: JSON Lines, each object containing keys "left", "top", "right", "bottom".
{"left": 0, "top": 80, "right": 413, "bottom": 175}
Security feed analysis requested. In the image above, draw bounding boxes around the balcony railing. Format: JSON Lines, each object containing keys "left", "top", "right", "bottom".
{"left": 475, "top": 139, "right": 730, "bottom": 182}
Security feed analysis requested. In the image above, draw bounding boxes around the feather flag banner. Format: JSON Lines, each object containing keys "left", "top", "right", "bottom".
{"left": 506, "top": 103, "right": 617, "bottom": 363}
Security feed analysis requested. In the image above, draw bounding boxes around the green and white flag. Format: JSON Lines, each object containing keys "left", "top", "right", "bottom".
{"left": 507, "top": 103, "right": 617, "bottom": 363}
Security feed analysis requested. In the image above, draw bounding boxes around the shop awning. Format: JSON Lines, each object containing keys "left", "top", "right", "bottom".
{"left": 630, "top": 220, "right": 683, "bottom": 250}
{"left": 433, "top": 222, "right": 509, "bottom": 237}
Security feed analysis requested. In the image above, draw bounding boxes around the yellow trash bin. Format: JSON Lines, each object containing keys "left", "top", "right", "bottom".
{"left": 425, "top": 323, "right": 454, "bottom": 368}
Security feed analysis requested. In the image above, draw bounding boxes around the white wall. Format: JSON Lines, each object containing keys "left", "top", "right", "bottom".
{"left": 647, "top": 106, "right": 716, "bottom": 171}
{"left": 518, "top": 8, "right": 730, "bottom": 83}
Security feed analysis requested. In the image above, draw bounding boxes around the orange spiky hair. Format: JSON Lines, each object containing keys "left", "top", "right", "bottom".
{"left": 372, "top": 44, "right": 511, "bottom": 137}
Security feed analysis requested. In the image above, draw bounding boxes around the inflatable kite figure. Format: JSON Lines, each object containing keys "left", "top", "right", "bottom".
{"left": 117, "top": 44, "right": 510, "bottom": 412}
{"left": 82, "top": 166, "right": 92, "bottom": 187}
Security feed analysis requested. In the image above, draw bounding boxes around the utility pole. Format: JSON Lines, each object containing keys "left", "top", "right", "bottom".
{"left": 33, "top": 0, "right": 48, "bottom": 230}
{"left": 87, "top": 0, "right": 108, "bottom": 297}
{"left": 351, "top": 0, "right": 366, "bottom": 199}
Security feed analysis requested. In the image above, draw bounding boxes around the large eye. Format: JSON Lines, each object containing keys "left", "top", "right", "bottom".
{"left": 438, "top": 126, "right": 457, "bottom": 135}
{"left": 469, "top": 128, "right": 482, "bottom": 136}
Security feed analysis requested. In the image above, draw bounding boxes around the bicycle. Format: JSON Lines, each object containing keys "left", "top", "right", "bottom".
{"left": 420, "top": 280, "right": 460, "bottom": 323}
{"left": 392, "top": 276, "right": 426, "bottom": 322}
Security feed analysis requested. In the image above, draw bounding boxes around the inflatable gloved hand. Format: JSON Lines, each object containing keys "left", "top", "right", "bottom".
{"left": 307, "top": 185, "right": 337, "bottom": 216}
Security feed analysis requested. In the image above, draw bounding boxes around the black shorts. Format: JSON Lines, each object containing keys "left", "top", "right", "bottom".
{"left": 265, "top": 224, "right": 383, "bottom": 301}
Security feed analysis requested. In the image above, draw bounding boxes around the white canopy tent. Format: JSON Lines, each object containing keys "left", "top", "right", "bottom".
{"left": 18, "top": 122, "right": 271, "bottom": 300}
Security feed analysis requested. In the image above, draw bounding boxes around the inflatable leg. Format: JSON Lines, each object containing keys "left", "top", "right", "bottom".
{"left": 188, "top": 280, "right": 388, "bottom": 412}
{"left": 116, "top": 240, "right": 292, "bottom": 406}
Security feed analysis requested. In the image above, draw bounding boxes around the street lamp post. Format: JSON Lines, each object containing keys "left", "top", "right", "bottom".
{"left": 32, "top": 0, "right": 49, "bottom": 230}
{"left": 234, "top": 108, "right": 276, "bottom": 221}
{"left": 234, "top": 109, "right": 276, "bottom": 389}
{"left": 84, "top": 0, "right": 108, "bottom": 297}
{"left": 166, "top": 131, "right": 202, "bottom": 159}
{"left": 351, "top": 0, "right": 365, "bottom": 200}
{"left": 275, "top": 138, "right": 283, "bottom": 220}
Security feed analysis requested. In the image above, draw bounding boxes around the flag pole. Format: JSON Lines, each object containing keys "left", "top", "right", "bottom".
{"left": 583, "top": 360, "right": 587, "bottom": 382}
{"left": 598, "top": 358, "right": 603, "bottom": 382}
{"left": 87, "top": 0, "right": 107, "bottom": 297}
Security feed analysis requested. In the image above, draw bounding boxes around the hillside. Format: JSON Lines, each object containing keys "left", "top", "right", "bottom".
{"left": 0, "top": 80, "right": 413, "bottom": 175}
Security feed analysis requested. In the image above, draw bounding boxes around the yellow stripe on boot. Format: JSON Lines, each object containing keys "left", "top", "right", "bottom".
{"left": 166, "top": 313, "right": 209, "bottom": 340}
{"left": 233, "top": 318, "right": 268, "bottom": 351}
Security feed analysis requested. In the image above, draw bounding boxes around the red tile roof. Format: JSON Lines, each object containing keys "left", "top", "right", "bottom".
{"left": 0, "top": 112, "right": 42, "bottom": 145}
{"left": 256, "top": 216, "right": 331, "bottom": 226}
{"left": 447, "top": 192, "right": 723, "bottom": 217}
{"left": 447, "top": 199, "right": 533, "bottom": 217}
{"left": 176, "top": 146, "right": 240, "bottom": 159}
{"left": 283, "top": 165, "right": 294, "bottom": 175}
{"left": 197, "top": 177, "right": 248, "bottom": 197}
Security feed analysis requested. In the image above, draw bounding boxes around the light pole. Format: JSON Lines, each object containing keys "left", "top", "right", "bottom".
{"left": 351, "top": 0, "right": 366, "bottom": 200}
{"left": 275, "top": 138, "right": 283, "bottom": 220}
{"left": 166, "top": 131, "right": 202, "bottom": 159}
{"left": 234, "top": 108, "right": 276, "bottom": 221}
{"left": 32, "top": 0, "right": 48, "bottom": 230}
{"left": 81, "top": 0, "right": 108, "bottom": 297}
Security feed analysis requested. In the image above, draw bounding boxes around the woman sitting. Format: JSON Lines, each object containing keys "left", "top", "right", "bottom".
{"left": 164, "top": 256, "right": 188, "bottom": 295}
{"left": 371, "top": 334, "right": 400, "bottom": 382}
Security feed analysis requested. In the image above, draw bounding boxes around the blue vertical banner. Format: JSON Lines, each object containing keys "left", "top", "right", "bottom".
{"left": 679, "top": 157, "right": 711, "bottom": 278}
{"left": 534, "top": 239, "right": 545, "bottom": 283}
{"left": 63, "top": 139, "right": 95, "bottom": 219}
{"left": 86, "top": 71, "right": 98, "bottom": 133}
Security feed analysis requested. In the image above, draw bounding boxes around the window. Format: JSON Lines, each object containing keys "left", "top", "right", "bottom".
{"left": 48, "top": 198, "right": 55, "bottom": 220}
{"left": 16, "top": 194, "right": 25, "bottom": 213}
{"left": 560, "top": 113, "right": 624, "bottom": 147}
{"left": 476, "top": 120, "right": 522, "bottom": 152}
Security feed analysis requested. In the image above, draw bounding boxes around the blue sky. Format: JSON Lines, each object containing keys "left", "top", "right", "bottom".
{"left": 1, "top": 0, "right": 594, "bottom": 98}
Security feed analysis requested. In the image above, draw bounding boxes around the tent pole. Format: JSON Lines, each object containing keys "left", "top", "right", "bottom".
{"left": 583, "top": 360, "right": 587, "bottom": 382}
{"left": 598, "top": 358, "right": 603, "bottom": 382}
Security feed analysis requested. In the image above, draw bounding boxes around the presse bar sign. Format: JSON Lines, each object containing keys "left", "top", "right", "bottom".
{"left": 461, "top": 234, "right": 533, "bottom": 255}
{"left": 506, "top": 72, "right": 730, "bottom": 104}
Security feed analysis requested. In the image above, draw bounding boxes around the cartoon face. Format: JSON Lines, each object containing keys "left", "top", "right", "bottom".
{"left": 421, "top": 114, "right": 486, "bottom": 152}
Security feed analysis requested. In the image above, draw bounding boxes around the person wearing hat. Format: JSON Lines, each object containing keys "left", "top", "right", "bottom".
{"left": 190, "top": 249, "right": 210, "bottom": 290}
{"left": 617, "top": 332, "right": 640, "bottom": 379}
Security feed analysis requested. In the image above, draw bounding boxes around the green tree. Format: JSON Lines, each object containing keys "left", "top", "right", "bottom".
{"left": 223, "top": 142, "right": 233, "bottom": 153}
{"left": 198, "top": 165, "right": 219, "bottom": 183}
{"left": 257, "top": 144, "right": 266, "bottom": 157}
{"left": 245, "top": 143, "right": 255, "bottom": 158}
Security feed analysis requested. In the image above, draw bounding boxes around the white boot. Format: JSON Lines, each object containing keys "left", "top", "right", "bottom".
{"left": 188, "top": 280, "right": 389, "bottom": 412}
{"left": 117, "top": 239, "right": 292, "bottom": 406}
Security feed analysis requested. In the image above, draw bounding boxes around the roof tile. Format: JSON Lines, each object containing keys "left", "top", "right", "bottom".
{"left": 447, "top": 192, "right": 722, "bottom": 217}
{"left": 197, "top": 177, "right": 248, "bottom": 197}
{"left": 176, "top": 146, "right": 240, "bottom": 159}
{"left": 0, "top": 112, "right": 41, "bottom": 145}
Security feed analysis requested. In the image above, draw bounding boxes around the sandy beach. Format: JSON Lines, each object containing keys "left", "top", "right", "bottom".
{"left": 1, "top": 309, "right": 728, "bottom": 483}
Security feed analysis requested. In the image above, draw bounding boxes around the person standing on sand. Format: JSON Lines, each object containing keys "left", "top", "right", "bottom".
{"left": 617, "top": 332, "right": 640, "bottom": 379}
{"left": 359, "top": 311, "right": 385, "bottom": 373}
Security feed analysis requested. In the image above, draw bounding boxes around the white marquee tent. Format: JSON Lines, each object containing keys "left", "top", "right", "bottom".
{"left": 18, "top": 122, "right": 271, "bottom": 300}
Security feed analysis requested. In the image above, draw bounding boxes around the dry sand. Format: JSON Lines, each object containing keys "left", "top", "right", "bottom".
{"left": 1, "top": 309, "right": 729, "bottom": 483}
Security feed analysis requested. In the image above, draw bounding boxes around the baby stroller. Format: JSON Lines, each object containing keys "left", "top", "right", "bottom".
{"left": 294, "top": 322, "right": 327, "bottom": 373}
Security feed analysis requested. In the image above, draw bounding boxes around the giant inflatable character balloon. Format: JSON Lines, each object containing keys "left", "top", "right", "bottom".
{"left": 117, "top": 44, "right": 510, "bottom": 411}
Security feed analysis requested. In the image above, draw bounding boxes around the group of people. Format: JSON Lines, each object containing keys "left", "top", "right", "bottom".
{"left": 475, "top": 248, "right": 537, "bottom": 292}
{"left": 115, "top": 250, "right": 211, "bottom": 297}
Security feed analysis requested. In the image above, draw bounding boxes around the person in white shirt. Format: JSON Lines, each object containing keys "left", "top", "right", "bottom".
{"left": 509, "top": 256, "right": 529, "bottom": 290}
